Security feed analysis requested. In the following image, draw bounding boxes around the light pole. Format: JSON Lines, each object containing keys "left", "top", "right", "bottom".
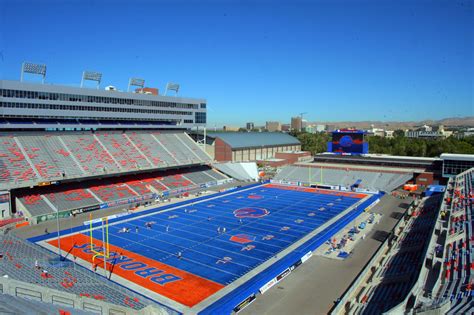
{"left": 55, "top": 205, "right": 61, "bottom": 260}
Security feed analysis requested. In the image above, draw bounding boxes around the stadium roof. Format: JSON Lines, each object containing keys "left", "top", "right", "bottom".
{"left": 208, "top": 132, "right": 300, "bottom": 149}
{"left": 440, "top": 153, "right": 474, "bottom": 162}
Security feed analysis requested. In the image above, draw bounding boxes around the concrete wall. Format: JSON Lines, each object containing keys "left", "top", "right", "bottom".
{"left": 214, "top": 138, "right": 232, "bottom": 162}
{"left": 0, "top": 277, "right": 171, "bottom": 315}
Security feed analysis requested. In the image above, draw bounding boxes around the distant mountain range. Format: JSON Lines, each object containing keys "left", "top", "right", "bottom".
{"left": 311, "top": 116, "right": 474, "bottom": 130}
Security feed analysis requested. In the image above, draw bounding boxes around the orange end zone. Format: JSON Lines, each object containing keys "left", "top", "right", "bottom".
{"left": 47, "top": 233, "right": 224, "bottom": 307}
{"left": 264, "top": 183, "right": 367, "bottom": 199}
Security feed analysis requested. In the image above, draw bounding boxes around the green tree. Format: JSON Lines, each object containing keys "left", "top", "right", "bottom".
{"left": 393, "top": 129, "right": 405, "bottom": 138}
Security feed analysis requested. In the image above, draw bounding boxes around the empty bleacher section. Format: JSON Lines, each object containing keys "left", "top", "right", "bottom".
{"left": 60, "top": 132, "right": 120, "bottom": 175}
{"left": 0, "top": 234, "right": 171, "bottom": 314}
{"left": 16, "top": 167, "right": 229, "bottom": 220}
{"left": 17, "top": 134, "right": 85, "bottom": 179}
{"left": 0, "top": 136, "right": 38, "bottom": 184}
{"left": 274, "top": 165, "right": 412, "bottom": 192}
{"left": 0, "top": 131, "right": 211, "bottom": 189}
{"left": 331, "top": 195, "right": 442, "bottom": 315}
{"left": 408, "top": 168, "right": 474, "bottom": 314}
{"left": 95, "top": 132, "right": 151, "bottom": 170}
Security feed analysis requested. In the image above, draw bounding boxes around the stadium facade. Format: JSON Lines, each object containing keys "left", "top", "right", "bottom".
{"left": 0, "top": 79, "right": 207, "bottom": 130}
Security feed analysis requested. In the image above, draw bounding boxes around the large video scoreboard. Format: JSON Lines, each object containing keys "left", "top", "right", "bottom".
{"left": 327, "top": 129, "right": 368, "bottom": 154}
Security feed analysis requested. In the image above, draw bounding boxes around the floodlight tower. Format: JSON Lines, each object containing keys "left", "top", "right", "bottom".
{"left": 81, "top": 71, "right": 102, "bottom": 89}
{"left": 299, "top": 112, "right": 308, "bottom": 131}
{"left": 164, "top": 82, "right": 180, "bottom": 96}
{"left": 128, "top": 77, "right": 145, "bottom": 92}
{"left": 20, "top": 62, "right": 47, "bottom": 83}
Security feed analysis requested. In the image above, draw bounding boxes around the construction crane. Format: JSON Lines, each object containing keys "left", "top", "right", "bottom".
{"left": 299, "top": 112, "right": 308, "bottom": 131}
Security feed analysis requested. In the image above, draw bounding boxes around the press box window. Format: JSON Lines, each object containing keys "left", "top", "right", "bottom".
{"left": 195, "top": 112, "right": 206, "bottom": 124}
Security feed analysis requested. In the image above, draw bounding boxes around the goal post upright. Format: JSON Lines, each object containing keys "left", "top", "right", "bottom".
{"left": 89, "top": 213, "right": 110, "bottom": 276}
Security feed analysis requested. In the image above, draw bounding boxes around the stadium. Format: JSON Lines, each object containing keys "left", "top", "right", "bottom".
{"left": 0, "top": 63, "right": 473, "bottom": 315}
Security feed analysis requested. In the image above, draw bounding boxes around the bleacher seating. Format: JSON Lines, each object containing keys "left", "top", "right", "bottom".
{"left": 0, "top": 135, "right": 37, "bottom": 184}
{"left": 274, "top": 165, "right": 412, "bottom": 192}
{"left": 433, "top": 169, "right": 473, "bottom": 312}
{"left": 95, "top": 132, "right": 151, "bottom": 170}
{"left": 126, "top": 131, "right": 173, "bottom": 167}
{"left": 17, "top": 194, "right": 56, "bottom": 216}
{"left": 16, "top": 167, "right": 228, "bottom": 218}
{"left": 17, "top": 135, "right": 85, "bottom": 179}
{"left": 0, "top": 234, "right": 154, "bottom": 311}
{"left": 349, "top": 196, "right": 441, "bottom": 314}
{"left": 60, "top": 133, "right": 120, "bottom": 174}
{"left": 158, "top": 133, "right": 199, "bottom": 165}
{"left": 0, "top": 131, "right": 211, "bottom": 189}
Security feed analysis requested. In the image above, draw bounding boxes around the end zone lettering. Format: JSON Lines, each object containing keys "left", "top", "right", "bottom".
{"left": 73, "top": 243, "right": 182, "bottom": 285}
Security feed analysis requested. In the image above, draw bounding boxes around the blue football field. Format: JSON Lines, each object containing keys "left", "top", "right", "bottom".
{"left": 89, "top": 184, "right": 364, "bottom": 285}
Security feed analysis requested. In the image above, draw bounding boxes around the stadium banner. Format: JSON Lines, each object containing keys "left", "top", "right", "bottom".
{"left": 0, "top": 191, "right": 10, "bottom": 219}
{"left": 279, "top": 180, "right": 299, "bottom": 186}
{"left": 0, "top": 192, "right": 10, "bottom": 204}
{"left": 219, "top": 186, "right": 238, "bottom": 193}
{"left": 276, "top": 268, "right": 291, "bottom": 281}
{"left": 83, "top": 217, "right": 103, "bottom": 226}
{"left": 217, "top": 179, "right": 230, "bottom": 185}
{"left": 300, "top": 251, "right": 313, "bottom": 263}
{"left": 355, "top": 188, "right": 379, "bottom": 194}
{"left": 81, "top": 205, "right": 100, "bottom": 213}
{"left": 233, "top": 294, "right": 256, "bottom": 313}
{"left": 317, "top": 184, "right": 333, "bottom": 190}
{"left": 105, "top": 193, "right": 155, "bottom": 208}
{"left": 99, "top": 203, "right": 109, "bottom": 209}
{"left": 364, "top": 198, "right": 380, "bottom": 212}
{"left": 339, "top": 186, "right": 350, "bottom": 191}
{"left": 206, "top": 181, "right": 218, "bottom": 188}
{"left": 83, "top": 212, "right": 129, "bottom": 225}
{"left": 259, "top": 277, "right": 278, "bottom": 294}
{"left": 36, "top": 210, "right": 70, "bottom": 224}
{"left": 290, "top": 259, "right": 303, "bottom": 271}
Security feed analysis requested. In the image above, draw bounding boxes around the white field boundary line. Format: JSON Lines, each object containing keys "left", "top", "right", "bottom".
{"left": 39, "top": 184, "right": 265, "bottom": 241}
{"left": 191, "top": 193, "right": 373, "bottom": 313}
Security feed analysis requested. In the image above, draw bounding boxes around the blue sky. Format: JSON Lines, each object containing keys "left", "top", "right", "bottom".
{"left": 0, "top": 0, "right": 472, "bottom": 127}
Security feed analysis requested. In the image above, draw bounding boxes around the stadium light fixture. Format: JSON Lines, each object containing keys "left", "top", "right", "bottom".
{"left": 165, "top": 82, "right": 180, "bottom": 96}
{"left": 20, "top": 62, "right": 47, "bottom": 83}
{"left": 128, "top": 77, "right": 145, "bottom": 92}
{"left": 81, "top": 71, "right": 102, "bottom": 89}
